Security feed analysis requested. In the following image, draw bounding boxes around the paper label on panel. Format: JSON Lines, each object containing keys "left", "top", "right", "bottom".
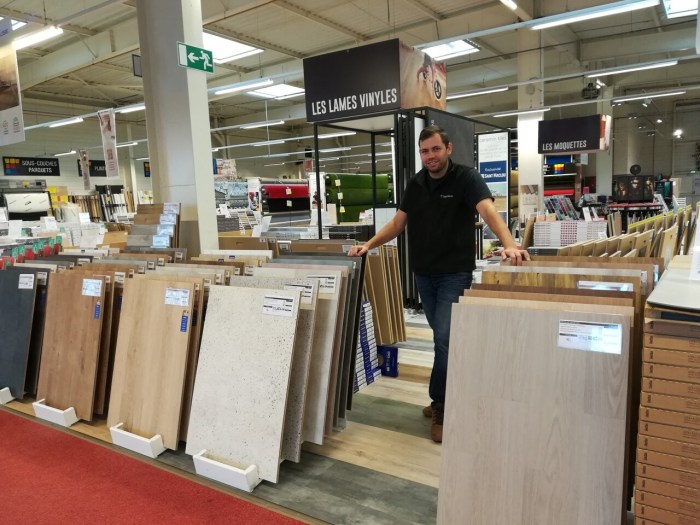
{"left": 165, "top": 288, "right": 191, "bottom": 307}
{"left": 36, "top": 272, "right": 47, "bottom": 286}
{"left": 160, "top": 213, "right": 177, "bottom": 225}
{"left": 82, "top": 278, "right": 103, "bottom": 297}
{"left": 369, "top": 248, "right": 380, "bottom": 256}
{"left": 558, "top": 320, "right": 623, "bottom": 355}
{"left": 262, "top": 294, "right": 296, "bottom": 317}
{"left": 18, "top": 274, "right": 34, "bottom": 289}
{"left": 244, "top": 265, "right": 255, "bottom": 276}
{"left": 577, "top": 280, "right": 632, "bottom": 292}
{"left": 114, "top": 272, "right": 125, "bottom": 284}
{"left": 234, "top": 268, "right": 241, "bottom": 276}
{"left": 306, "top": 274, "right": 338, "bottom": 294}
{"left": 147, "top": 261, "right": 156, "bottom": 270}
{"left": 342, "top": 245, "right": 352, "bottom": 253}
{"left": 284, "top": 282, "right": 314, "bottom": 304}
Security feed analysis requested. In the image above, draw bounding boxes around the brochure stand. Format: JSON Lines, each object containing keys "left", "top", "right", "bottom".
{"left": 192, "top": 449, "right": 261, "bottom": 492}
{"left": 109, "top": 423, "right": 166, "bottom": 458}
{"left": 32, "top": 399, "right": 79, "bottom": 427}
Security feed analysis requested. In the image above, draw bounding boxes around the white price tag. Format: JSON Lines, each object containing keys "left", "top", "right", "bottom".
{"left": 307, "top": 274, "right": 338, "bottom": 294}
{"left": 36, "top": 272, "right": 48, "bottom": 286}
{"left": 369, "top": 248, "right": 380, "bottom": 256}
{"left": 165, "top": 287, "right": 191, "bottom": 307}
{"left": 285, "top": 187, "right": 292, "bottom": 195}
{"left": 82, "top": 278, "right": 103, "bottom": 297}
{"left": 244, "top": 265, "right": 255, "bottom": 276}
{"left": 334, "top": 179, "right": 341, "bottom": 187}
{"left": 41, "top": 216, "right": 58, "bottom": 231}
{"left": 284, "top": 281, "right": 315, "bottom": 304}
{"left": 18, "top": 274, "right": 35, "bottom": 290}
{"left": 163, "top": 202, "right": 180, "bottom": 215}
{"left": 577, "top": 280, "right": 631, "bottom": 292}
{"left": 78, "top": 212, "right": 91, "bottom": 225}
{"left": 558, "top": 320, "right": 623, "bottom": 355}
{"left": 160, "top": 213, "right": 177, "bottom": 225}
{"left": 114, "top": 272, "right": 126, "bottom": 284}
{"left": 286, "top": 200, "right": 293, "bottom": 207}
{"left": 262, "top": 294, "right": 296, "bottom": 317}
{"left": 337, "top": 192, "right": 344, "bottom": 200}
{"left": 342, "top": 244, "right": 353, "bottom": 254}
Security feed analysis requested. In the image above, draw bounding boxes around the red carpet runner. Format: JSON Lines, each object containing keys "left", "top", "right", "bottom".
{"left": 0, "top": 409, "right": 305, "bottom": 524}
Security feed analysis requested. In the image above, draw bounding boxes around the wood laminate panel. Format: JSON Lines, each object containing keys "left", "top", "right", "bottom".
{"left": 185, "top": 286, "right": 300, "bottom": 483}
{"left": 0, "top": 270, "right": 37, "bottom": 399}
{"left": 107, "top": 278, "right": 195, "bottom": 450}
{"left": 36, "top": 272, "right": 105, "bottom": 420}
{"left": 438, "top": 299, "right": 632, "bottom": 525}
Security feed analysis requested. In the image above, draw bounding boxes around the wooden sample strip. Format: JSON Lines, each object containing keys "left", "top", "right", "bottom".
{"left": 36, "top": 272, "right": 105, "bottom": 420}
{"left": 186, "top": 286, "right": 300, "bottom": 483}
{"left": 0, "top": 270, "right": 38, "bottom": 399}
{"left": 438, "top": 298, "right": 632, "bottom": 525}
{"left": 637, "top": 477, "right": 700, "bottom": 503}
{"left": 107, "top": 277, "right": 195, "bottom": 449}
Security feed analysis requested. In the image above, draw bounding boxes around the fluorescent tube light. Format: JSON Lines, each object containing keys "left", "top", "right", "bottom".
{"left": 585, "top": 60, "right": 678, "bottom": 78}
{"left": 118, "top": 104, "right": 146, "bottom": 114}
{"left": 49, "top": 117, "right": 84, "bottom": 128}
{"left": 319, "top": 147, "right": 352, "bottom": 153}
{"left": 202, "top": 33, "right": 263, "bottom": 64}
{"left": 318, "top": 131, "right": 357, "bottom": 139}
{"left": 135, "top": 157, "right": 149, "bottom": 161}
{"left": 248, "top": 84, "right": 305, "bottom": 99}
{"left": 447, "top": 86, "right": 509, "bottom": 100}
{"left": 252, "top": 140, "right": 285, "bottom": 146}
{"left": 263, "top": 163, "right": 286, "bottom": 167}
{"left": 423, "top": 40, "right": 479, "bottom": 60}
{"left": 239, "top": 120, "right": 285, "bottom": 129}
{"left": 612, "top": 90, "right": 686, "bottom": 103}
{"left": 54, "top": 150, "right": 76, "bottom": 157}
{"left": 13, "top": 25, "right": 63, "bottom": 50}
{"left": 493, "top": 107, "right": 551, "bottom": 118}
{"left": 530, "top": 0, "right": 660, "bottom": 30}
{"left": 499, "top": 0, "right": 518, "bottom": 10}
{"left": 116, "top": 142, "right": 138, "bottom": 148}
{"left": 213, "top": 78, "right": 274, "bottom": 96}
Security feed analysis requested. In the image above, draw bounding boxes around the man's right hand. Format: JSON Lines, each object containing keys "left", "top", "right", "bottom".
{"left": 347, "top": 245, "right": 369, "bottom": 257}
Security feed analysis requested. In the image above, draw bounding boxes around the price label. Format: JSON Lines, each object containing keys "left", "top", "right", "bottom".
{"left": 284, "top": 281, "right": 315, "bottom": 304}
{"left": 335, "top": 179, "right": 341, "bottom": 186}
{"left": 307, "top": 274, "right": 337, "bottom": 294}
{"left": 82, "top": 278, "right": 103, "bottom": 297}
{"left": 165, "top": 288, "right": 190, "bottom": 307}
{"left": 558, "top": 320, "right": 622, "bottom": 355}
{"left": 337, "top": 192, "right": 344, "bottom": 200}
{"left": 262, "top": 294, "right": 296, "bottom": 317}
{"left": 78, "top": 212, "right": 91, "bottom": 225}
{"left": 18, "top": 274, "right": 35, "bottom": 290}
{"left": 286, "top": 200, "right": 293, "bottom": 207}
{"left": 286, "top": 187, "right": 292, "bottom": 195}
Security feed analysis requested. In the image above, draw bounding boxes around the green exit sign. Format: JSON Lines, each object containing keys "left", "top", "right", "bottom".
{"left": 177, "top": 42, "right": 213, "bottom": 73}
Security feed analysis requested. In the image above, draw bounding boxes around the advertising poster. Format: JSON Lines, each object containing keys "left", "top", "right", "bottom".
{"left": 477, "top": 131, "right": 509, "bottom": 242}
{"left": 398, "top": 41, "right": 446, "bottom": 111}
{"left": 0, "top": 34, "right": 25, "bottom": 146}
{"left": 97, "top": 108, "right": 119, "bottom": 178}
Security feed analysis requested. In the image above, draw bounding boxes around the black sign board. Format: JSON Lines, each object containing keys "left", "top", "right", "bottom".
{"left": 303, "top": 39, "right": 401, "bottom": 122}
{"left": 77, "top": 159, "right": 107, "bottom": 177}
{"left": 3, "top": 156, "right": 60, "bottom": 176}
{"left": 538, "top": 115, "right": 601, "bottom": 154}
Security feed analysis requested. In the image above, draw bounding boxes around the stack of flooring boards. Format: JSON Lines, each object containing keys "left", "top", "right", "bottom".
{"left": 0, "top": 248, "right": 373, "bottom": 486}
{"left": 635, "top": 257, "right": 700, "bottom": 524}
{"left": 438, "top": 256, "right": 663, "bottom": 525}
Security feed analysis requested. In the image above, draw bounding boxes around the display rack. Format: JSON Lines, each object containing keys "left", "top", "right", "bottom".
{"left": 192, "top": 449, "right": 261, "bottom": 493}
{"left": 32, "top": 399, "right": 79, "bottom": 427}
{"left": 109, "top": 422, "right": 166, "bottom": 458}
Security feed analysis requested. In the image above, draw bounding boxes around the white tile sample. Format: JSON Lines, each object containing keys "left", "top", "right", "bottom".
{"left": 253, "top": 266, "right": 342, "bottom": 444}
{"left": 186, "top": 286, "right": 300, "bottom": 483}
{"left": 229, "top": 275, "right": 318, "bottom": 463}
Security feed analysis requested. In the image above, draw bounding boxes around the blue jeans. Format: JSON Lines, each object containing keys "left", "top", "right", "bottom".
{"left": 414, "top": 272, "right": 473, "bottom": 406}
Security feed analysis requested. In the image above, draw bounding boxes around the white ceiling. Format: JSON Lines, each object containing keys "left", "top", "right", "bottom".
{"left": 3, "top": 0, "right": 700, "bottom": 163}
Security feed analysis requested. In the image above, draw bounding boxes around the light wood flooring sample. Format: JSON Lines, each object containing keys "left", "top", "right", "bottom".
{"left": 107, "top": 278, "right": 195, "bottom": 450}
{"left": 438, "top": 300, "right": 632, "bottom": 525}
{"left": 37, "top": 272, "right": 105, "bottom": 421}
{"left": 186, "top": 286, "right": 300, "bottom": 483}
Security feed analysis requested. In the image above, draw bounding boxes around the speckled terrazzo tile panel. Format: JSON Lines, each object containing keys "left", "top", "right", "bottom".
{"left": 253, "top": 266, "right": 342, "bottom": 445}
{"left": 185, "top": 286, "right": 301, "bottom": 483}
{"left": 228, "top": 275, "right": 318, "bottom": 463}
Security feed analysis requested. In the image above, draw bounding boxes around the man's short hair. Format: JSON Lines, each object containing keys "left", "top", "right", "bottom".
{"left": 418, "top": 125, "right": 450, "bottom": 147}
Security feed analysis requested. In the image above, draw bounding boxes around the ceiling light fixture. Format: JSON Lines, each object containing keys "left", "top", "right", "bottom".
{"left": 212, "top": 78, "right": 274, "bottom": 96}
{"left": 493, "top": 107, "right": 551, "bottom": 118}
{"left": 612, "top": 90, "right": 686, "bottom": 103}
{"left": 54, "top": 150, "right": 76, "bottom": 157}
{"left": 447, "top": 86, "right": 509, "bottom": 100}
{"left": 530, "top": 0, "right": 660, "bottom": 30}
{"left": 13, "top": 25, "right": 64, "bottom": 50}
{"left": 239, "top": 119, "right": 286, "bottom": 129}
{"left": 422, "top": 40, "right": 479, "bottom": 60}
{"left": 248, "top": 83, "right": 305, "bottom": 99}
{"left": 116, "top": 142, "right": 138, "bottom": 148}
{"left": 318, "top": 131, "right": 357, "bottom": 139}
{"left": 585, "top": 59, "right": 678, "bottom": 78}
{"left": 118, "top": 104, "right": 146, "bottom": 114}
{"left": 252, "top": 139, "right": 285, "bottom": 146}
{"left": 48, "top": 117, "right": 84, "bottom": 128}
{"left": 135, "top": 157, "right": 149, "bottom": 161}
{"left": 499, "top": 0, "right": 518, "bottom": 10}
{"left": 202, "top": 32, "right": 263, "bottom": 64}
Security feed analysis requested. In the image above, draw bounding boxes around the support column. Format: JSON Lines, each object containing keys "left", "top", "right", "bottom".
{"left": 136, "top": 0, "right": 217, "bottom": 254}
{"left": 596, "top": 86, "right": 614, "bottom": 197}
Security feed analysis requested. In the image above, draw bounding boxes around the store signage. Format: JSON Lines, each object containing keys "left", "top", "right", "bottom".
{"left": 538, "top": 114, "right": 609, "bottom": 154}
{"left": 477, "top": 132, "right": 509, "bottom": 183}
{"left": 77, "top": 159, "right": 107, "bottom": 177}
{"left": 303, "top": 39, "right": 446, "bottom": 123}
{"left": 3, "top": 156, "right": 60, "bottom": 176}
{"left": 144, "top": 161, "right": 151, "bottom": 178}
{"left": 177, "top": 42, "right": 213, "bottom": 73}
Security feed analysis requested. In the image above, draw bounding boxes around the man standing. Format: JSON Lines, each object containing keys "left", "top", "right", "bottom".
{"left": 348, "top": 125, "right": 529, "bottom": 443}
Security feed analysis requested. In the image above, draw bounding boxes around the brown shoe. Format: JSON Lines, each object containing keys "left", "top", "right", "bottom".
{"left": 422, "top": 405, "right": 432, "bottom": 418}
{"left": 430, "top": 404, "right": 444, "bottom": 443}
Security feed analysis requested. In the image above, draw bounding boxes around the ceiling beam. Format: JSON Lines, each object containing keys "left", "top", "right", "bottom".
{"left": 274, "top": 0, "right": 369, "bottom": 41}
{"left": 202, "top": 0, "right": 277, "bottom": 25}
{"left": 397, "top": 0, "right": 444, "bottom": 21}
{"left": 205, "top": 25, "right": 306, "bottom": 60}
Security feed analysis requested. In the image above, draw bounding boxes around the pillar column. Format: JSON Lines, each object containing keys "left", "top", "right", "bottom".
{"left": 136, "top": 0, "right": 217, "bottom": 254}
{"left": 596, "top": 86, "right": 614, "bottom": 197}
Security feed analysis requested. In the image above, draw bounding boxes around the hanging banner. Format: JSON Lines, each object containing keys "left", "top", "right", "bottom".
{"left": 97, "top": 109, "right": 119, "bottom": 178}
{"left": 79, "top": 150, "right": 91, "bottom": 190}
{"left": 0, "top": 32, "right": 25, "bottom": 146}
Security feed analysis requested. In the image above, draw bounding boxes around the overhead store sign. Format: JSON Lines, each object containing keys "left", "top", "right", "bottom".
{"left": 538, "top": 114, "right": 611, "bottom": 154}
{"left": 77, "top": 159, "right": 107, "bottom": 177}
{"left": 177, "top": 42, "right": 213, "bottom": 73}
{"left": 3, "top": 156, "right": 60, "bottom": 176}
{"left": 303, "top": 39, "right": 446, "bottom": 123}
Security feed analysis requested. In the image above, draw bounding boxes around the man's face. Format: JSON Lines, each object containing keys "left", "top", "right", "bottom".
{"left": 419, "top": 134, "right": 452, "bottom": 176}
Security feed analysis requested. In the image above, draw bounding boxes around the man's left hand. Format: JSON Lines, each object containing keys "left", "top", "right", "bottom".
{"left": 500, "top": 247, "right": 530, "bottom": 266}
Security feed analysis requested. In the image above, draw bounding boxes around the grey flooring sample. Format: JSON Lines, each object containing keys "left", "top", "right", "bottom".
{"left": 186, "top": 286, "right": 301, "bottom": 483}
{"left": 0, "top": 270, "right": 38, "bottom": 398}
{"left": 647, "top": 266, "right": 700, "bottom": 311}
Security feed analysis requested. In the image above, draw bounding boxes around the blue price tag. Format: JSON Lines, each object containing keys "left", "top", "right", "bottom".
{"left": 94, "top": 303, "right": 101, "bottom": 320}
{"left": 180, "top": 314, "right": 188, "bottom": 332}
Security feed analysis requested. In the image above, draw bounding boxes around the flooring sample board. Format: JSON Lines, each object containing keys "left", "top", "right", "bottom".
{"left": 254, "top": 265, "right": 342, "bottom": 443}
{"left": 107, "top": 278, "right": 195, "bottom": 450}
{"left": 229, "top": 275, "right": 318, "bottom": 462}
{"left": 438, "top": 298, "right": 633, "bottom": 525}
{"left": 185, "top": 286, "right": 300, "bottom": 483}
{"left": 36, "top": 272, "right": 106, "bottom": 421}
{"left": 0, "top": 270, "right": 38, "bottom": 399}
{"left": 647, "top": 267, "right": 700, "bottom": 312}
